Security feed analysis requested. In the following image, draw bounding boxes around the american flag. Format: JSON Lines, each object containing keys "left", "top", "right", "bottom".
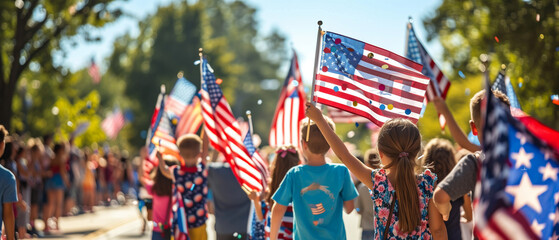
{"left": 405, "top": 23, "right": 450, "bottom": 129}
{"left": 175, "top": 96, "right": 203, "bottom": 137}
{"left": 474, "top": 89, "right": 559, "bottom": 239}
{"left": 492, "top": 71, "right": 522, "bottom": 109}
{"left": 200, "top": 58, "right": 264, "bottom": 192}
{"left": 173, "top": 191, "right": 189, "bottom": 240}
{"left": 88, "top": 58, "right": 101, "bottom": 84}
{"left": 143, "top": 90, "right": 166, "bottom": 184}
{"left": 310, "top": 203, "right": 325, "bottom": 215}
{"left": 101, "top": 108, "right": 125, "bottom": 139}
{"left": 165, "top": 77, "right": 202, "bottom": 135}
{"left": 243, "top": 129, "right": 269, "bottom": 190}
{"left": 313, "top": 31, "right": 430, "bottom": 127}
{"left": 269, "top": 52, "right": 306, "bottom": 148}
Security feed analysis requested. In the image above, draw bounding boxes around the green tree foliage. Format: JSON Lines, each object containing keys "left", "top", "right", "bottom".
{"left": 424, "top": 0, "right": 559, "bottom": 130}
{"left": 107, "top": 0, "right": 287, "bottom": 148}
{"left": 0, "top": 0, "right": 123, "bottom": 130}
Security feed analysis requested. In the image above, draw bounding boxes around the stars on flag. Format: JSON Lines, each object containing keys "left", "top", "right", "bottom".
{"left": 505, "top": 173, "right": 548, "bottom": 213}
{"left": 512, "top": 147, "right": 534, "bottom": 169}
{"left": 539, "top": 163, "right": 559, "bottom": 181}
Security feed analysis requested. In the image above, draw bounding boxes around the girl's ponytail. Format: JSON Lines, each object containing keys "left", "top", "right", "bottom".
{"left": 377, "top": 118, "right": 422, "bottom": 234}
{"left": 395, "top": 152, "right": 420, "bottom": 233}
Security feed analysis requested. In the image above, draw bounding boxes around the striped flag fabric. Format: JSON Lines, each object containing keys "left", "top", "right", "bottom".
{"left": 175, "top": 95, "right": 203, "bottom": 137}
{"left": 200, "top": 58, "right": 264, "bottom": 192}
{"left": 405, "top": 23, "right": 450, "bottom": 129}
{"left": 474, "top": 89, "right": 559, "bottom": 239}
{"left": 88, "top": 58, "right": 101, "bottom": 84}
{"left": 325, "top": 105, "right": 369, "bottom": 123}
{"left": 101, "top": 108, "right": 125, "bottom": 139}
{"left": 144, "top": 90, "right": 166, "bottom": 184}
{"left": 269, "top": 52, "right": 306, "bottom": 148}
{"left": 164, "top": 77, "right": 200, "bottom": 137}
{"left": 313, "top": 31, "right": 430, "bottom": 127}
{"left": 243, "top": 129, "right": 269, "bottom": 190}
{"left": 492, "top": 71, "right": 522, "bottom": 109}
{"left": 173, "top": 191, "right": 190, "bottom": 240}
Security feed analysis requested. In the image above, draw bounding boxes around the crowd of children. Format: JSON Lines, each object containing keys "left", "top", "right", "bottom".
{"left": 0, "top": 128, "right": 141, "bottom": 239}
{"left": 126, "top": 90, "right": 505, "bottom": 240}
{"left": 0, "top": 88, "right": 515, "bottom": 240}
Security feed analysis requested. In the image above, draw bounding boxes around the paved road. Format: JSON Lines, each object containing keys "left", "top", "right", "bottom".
{"left": 37, "top": 204, "right": 362, "bottom": 240}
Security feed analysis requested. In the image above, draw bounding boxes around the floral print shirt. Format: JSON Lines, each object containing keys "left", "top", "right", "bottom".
{"left": 370, "top": 169, "right": 437, "bottom": 240}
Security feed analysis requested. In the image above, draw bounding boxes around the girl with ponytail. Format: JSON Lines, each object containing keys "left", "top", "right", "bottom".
{"left": 305, "top": 103, "right": 447, "bottom": 240}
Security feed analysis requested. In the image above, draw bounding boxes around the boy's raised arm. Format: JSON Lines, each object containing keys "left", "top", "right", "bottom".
{"left": 156, "top": 150, "right": 174, "bottom": 180}
{"left": 432, "top": 97, "right": 481, "bottom": 152}
{"left": 305, "top": 103, "right": 374, "bottom": 190}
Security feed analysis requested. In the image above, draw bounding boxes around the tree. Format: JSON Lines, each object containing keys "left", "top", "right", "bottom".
{"left": 424, "top": 0, "right": 559, "bottom": 130}
{"left": 0, "top": 0, "right": 122, "bottom": 130}
{"left": 107, "top": 0, "right": 288, "bottom": 147}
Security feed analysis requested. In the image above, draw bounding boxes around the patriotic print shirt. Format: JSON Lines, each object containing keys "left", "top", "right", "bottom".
{"left": 370, "top": 169, "right": 437, "bottom": 240}
{"left": 173, "top": 163, "right": 208, "bottom": 228}
{"left": 265, "top": 204, "right": 293, "bottom": 240}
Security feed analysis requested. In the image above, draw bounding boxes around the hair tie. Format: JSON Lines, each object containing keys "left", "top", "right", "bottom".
{"left": 276, "top": 148, "right": 297, "bottom": 158}
{"left": 399, "top": 152, "right": 409, "bottom": 158}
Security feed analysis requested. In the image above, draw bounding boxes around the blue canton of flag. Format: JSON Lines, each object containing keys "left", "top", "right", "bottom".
{"left": 244, "top": 130, "right": 256, "bottom": 156}
{"left": 201, "top": 61, "right": 222, "bottom": 109}
{"left": 475, "top": 89, "right": 559, "bottom": 239}
{"left": 321, "top": 33, "right": 364, "bottom": 77}
{"left": 491, "top": 72, "right": 522, "bottom": 110}
{"left": 505, "top": 77, "right": 522, "bottom": 110}
{"left": 406, "top": 27, "right": 433, "bottom": 80}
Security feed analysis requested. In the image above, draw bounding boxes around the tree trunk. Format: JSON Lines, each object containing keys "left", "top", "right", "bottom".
{"left": 0, "top": 85, "right": 15, "bottom": 130}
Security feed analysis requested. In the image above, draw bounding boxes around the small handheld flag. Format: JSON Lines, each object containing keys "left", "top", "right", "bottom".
{"left": 312, "top": 30, "right": 430, "bottom": 127}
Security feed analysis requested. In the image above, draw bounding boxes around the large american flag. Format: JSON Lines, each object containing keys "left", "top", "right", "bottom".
{"left": 165, "top": 77, "right": 201, "bottom": 137}
{"left": 200, "top": 58, "right": 264, "bottom": 192}
{"left": 405, "top": 23, "right": 450, "bottom": 129}
{"left": 474, "top": 89, "right": 559, "bottom": 239}
{"left": 492, "top": 71, "right": 522, "bottom": 110}
{"left": 101, "top": 108, "right": 125, "bottom": 139}
{"left": 269, "top": 52, "right": 306, "bottom": 148}
{"left": 243, "top": 129, "right": 269, "bottom": 191}
{"left": 313, "top": 31, "right": 430, "bottom": 127}
{"left": 149, "top": 77, "right": 199, "bottom": 166}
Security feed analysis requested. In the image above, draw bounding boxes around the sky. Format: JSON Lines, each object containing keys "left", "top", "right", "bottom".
{"left": 63, "top": 0, "right": 444, "bottom": 86}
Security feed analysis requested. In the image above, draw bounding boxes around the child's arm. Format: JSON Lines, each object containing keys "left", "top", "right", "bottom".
{"left": 343, "top": 200, "right": 354, "bottom": 214}
{"left": 433, "top": 188, "right": 452, "bottom": 221}
{"left": 201, "top": 126, "right": 209, "bottom": 165}
{"left": 247, "top": 189, "right": 264, "bottom": 221}
{"left": 156, "top": 151, "right": 174, "bottom": 181}
{"left": 428, "top": 198, "right": 448, "bottom": 240}
{"left": 269, "top": 202, "right": 288, "bottom": 240}
{"left": 432, "top": 96, "right": 481, "bottom": 152}
{"left": 305, "top": 103, "right": 374, "bottom": 189}
{"left": 462, "top": 194, "right": 473, "bottom": 222}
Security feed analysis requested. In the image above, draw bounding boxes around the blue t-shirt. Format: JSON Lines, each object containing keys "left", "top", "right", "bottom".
{"left": 0, "top": 165, "right": 18, "bottom": 236}
{"left": 272, "top": 163, "right": 358, "bottom": 240}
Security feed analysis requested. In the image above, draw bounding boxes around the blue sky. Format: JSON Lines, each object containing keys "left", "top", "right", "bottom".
{"left": 62, "top": 0, "right": 444, "bottom": 85}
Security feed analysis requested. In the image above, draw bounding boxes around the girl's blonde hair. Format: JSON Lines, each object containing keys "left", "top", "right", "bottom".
{"left": 377, "top": 118, "right": 421, "bottom": 234}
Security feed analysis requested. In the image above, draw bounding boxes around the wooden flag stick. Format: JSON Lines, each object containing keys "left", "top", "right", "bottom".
{"left": 306, "top": 20, "right": 323, "bottom": 141}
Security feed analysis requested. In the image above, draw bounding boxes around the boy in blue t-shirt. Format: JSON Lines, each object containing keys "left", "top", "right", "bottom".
{"left": 270, "top": 117, "right": 358, "bottom": 240}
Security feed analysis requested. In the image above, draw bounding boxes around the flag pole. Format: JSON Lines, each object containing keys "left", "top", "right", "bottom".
{"left": 199, "top": 48, "right": 205, "bottom": 140}
{"left": 306, "top": 20, "right": 323, "bottom": 141}
{"left": 246, "top": 110, "right": 254, "bottom": 138}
